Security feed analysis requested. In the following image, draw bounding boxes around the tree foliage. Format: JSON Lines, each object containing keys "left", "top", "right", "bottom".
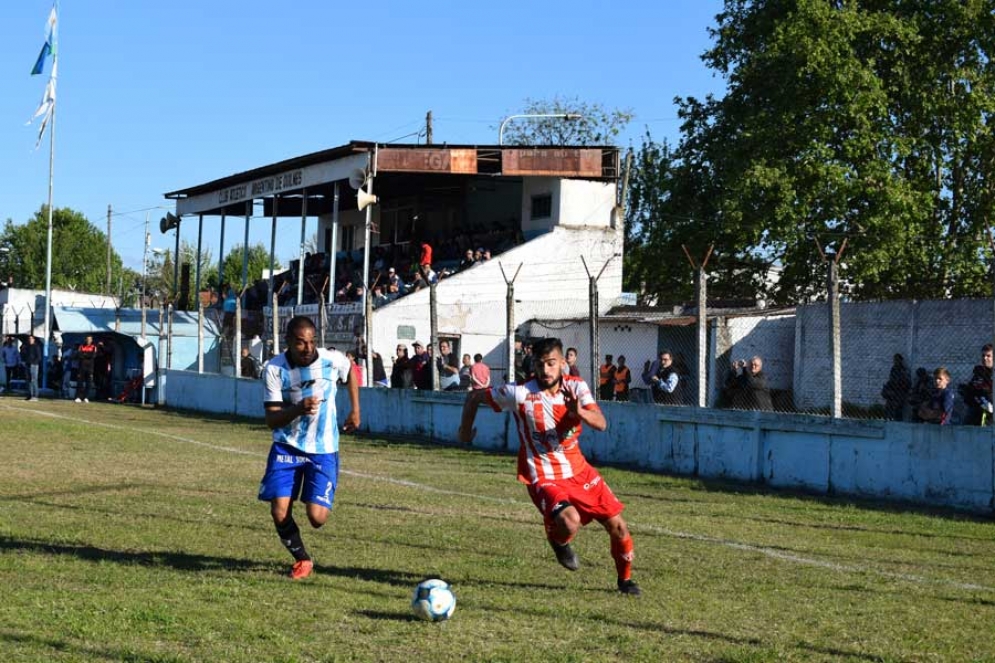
{"left": 630, "top": 0, "right": 995, "bottom": 304}
{"left": 499, "top": 95, "right": 634, "bottom": 146}
{"left": 0, "top": 206, "right": 135, "bottom": 296}
{"left": 219, "top": 243, "right": 278, "bottom": 294}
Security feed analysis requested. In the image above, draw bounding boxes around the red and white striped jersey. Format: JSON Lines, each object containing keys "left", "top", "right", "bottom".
{"left": 486, "top": 375, "right": 600, "bottom": 484}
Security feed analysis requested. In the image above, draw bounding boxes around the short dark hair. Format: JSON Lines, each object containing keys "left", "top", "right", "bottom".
{"left": 285, "top": 315, "right": 315, "bottom": 338}
{"left": 473, "top": 353, "right": 483, "bottom": 362}
{"left": 984, "top": 344, "right": 993, "bottom": 353}
{"left": 531, "top": 337, "right": 563, "bottom": 357}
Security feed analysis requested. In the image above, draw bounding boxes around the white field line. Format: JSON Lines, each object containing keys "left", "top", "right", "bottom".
{"left": 6, "top": 403, "right": 992, "bottom": 593}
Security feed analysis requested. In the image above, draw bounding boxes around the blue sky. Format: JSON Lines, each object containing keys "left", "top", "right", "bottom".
{"left": 1, "top": 0, "right": 726, "bottom": 274}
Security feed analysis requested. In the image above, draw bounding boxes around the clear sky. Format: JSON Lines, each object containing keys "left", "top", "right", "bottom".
{"left": 0, "top": 0, "right": 726, "bottom": 275}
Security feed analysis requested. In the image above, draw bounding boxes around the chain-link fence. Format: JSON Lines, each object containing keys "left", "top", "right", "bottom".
{"left": 240, "top": 255, "right": 995, "bottom": 427}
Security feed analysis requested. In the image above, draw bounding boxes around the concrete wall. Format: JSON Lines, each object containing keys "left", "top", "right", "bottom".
{"left": 165, "top": 369, "right": 995, "bottom": 514}
{"left": 795, "top": 299, "right": 994, "bottom": 410}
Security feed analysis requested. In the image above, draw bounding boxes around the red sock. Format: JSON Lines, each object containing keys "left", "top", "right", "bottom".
{"left": 610, "top": 535, "right": 634, "bottom": 581}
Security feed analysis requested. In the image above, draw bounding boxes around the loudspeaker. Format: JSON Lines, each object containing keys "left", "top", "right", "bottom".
{"left": 357, "top": 188, "right": 378, "bottom": 211}
{"left": 159, "top": 212, "right": 180, "bottom": 234}
{"left": 349, "top": 168, "right": 368, "bottom": 190}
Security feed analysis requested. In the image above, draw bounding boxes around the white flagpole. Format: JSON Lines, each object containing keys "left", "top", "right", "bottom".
{"left": 41, "top": 40, "right": 57, "bottom": 390}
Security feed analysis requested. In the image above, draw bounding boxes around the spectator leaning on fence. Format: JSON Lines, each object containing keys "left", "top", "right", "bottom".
{"left": 649, "top": 351, "right": 681, "bottom": 405}
{"left": 565, "top": 347, "right": 581, "bottom": 378}
{"left": 880, "top": 353, "right": 911, "bottom": 422}
{"left": 614, "top": 355, "right": 631, "bottom": 402}
{"left": 598, "top": 355, "right": 616, "bottom": 402}
{"left": 964, "top": 344, "right": 994, "bottom": 425}
{"left": 918, "top": 367, "right": 955, "bottom": 425}
{"left": 727, "top": 356, "right": 773, "bottom": 411}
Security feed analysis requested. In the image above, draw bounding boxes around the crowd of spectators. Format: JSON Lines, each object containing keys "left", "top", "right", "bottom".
{"left": 227, "top": 227, "right": 520, "bottom": 313}
{"left": 881, "top": 344, "right": 993, "bottom": 426}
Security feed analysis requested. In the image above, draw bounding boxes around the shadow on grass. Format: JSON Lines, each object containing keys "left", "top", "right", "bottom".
{"left": 0, "top": 629, "right": 185, "bottom": 663}
{"left": 0, "top": 534, "right": 423, "bottom": 587}
{"left": 355, "top": 609, "right": 420, "bottom": 622}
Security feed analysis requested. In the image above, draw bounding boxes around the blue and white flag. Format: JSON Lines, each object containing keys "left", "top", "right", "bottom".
{"left": 27, "top": 5, "right": 58, "bottom": 149}
{"left": 30, "top": 6, "right": 58, "bottom": 76}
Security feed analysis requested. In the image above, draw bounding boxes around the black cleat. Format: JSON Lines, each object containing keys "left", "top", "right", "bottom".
{"left": 617, "top": 579, "right": 642, "bottom": 596}
{"left": 549, "top": 540, "right": 579, "bottom": 571}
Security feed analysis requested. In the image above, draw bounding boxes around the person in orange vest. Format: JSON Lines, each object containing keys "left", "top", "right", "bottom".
{"left": 598, "top": 355, "right": 616, "bottom": 402}
{"left": 614, "top": 355, "right": 631, "bottom": 402}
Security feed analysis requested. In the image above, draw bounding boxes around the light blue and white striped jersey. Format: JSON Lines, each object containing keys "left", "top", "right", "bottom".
{"left": 264, "top": 348, "right": 352, "bottom": 454}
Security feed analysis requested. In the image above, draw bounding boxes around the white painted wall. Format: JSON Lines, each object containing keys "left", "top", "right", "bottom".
{"left": 520, "top": 177, "right": 558, "bottom": 239}
{"left": 373, "top": 225, "right": 623, "bottom": 378}
{"left": 0, "top": 288, "right": 118, "bottom": 336}
{"left": 558, "top": 178, "right": 616, "bottom": 229}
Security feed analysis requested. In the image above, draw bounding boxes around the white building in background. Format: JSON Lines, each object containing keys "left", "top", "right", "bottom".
{"left": 164, "top": 141, "right": 624, "bottom": 378}
{"left": 0, "top": 287, "right": 118, "bottom": 337}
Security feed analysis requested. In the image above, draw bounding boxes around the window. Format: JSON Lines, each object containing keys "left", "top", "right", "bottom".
{"left": 531, "top": 194, "right": 552, "bottom": 220}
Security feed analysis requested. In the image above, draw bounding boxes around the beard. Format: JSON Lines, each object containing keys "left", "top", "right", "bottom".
{"left": 535, "top": 373, "right": 562, "bottom": 391}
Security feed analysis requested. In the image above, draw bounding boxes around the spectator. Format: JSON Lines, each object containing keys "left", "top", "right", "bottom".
{"left": 411, "top": 341, "right": 432, "bottom": 390}
{"left": 75, "top": 336, "right": 98, "bottom": 403}
{"left": 963, "top": 344, "right": 994, "bottom": 425}
{"left": 649, "top": 351, "right": 681, "bottom": 405}
{"left": 437, "top": 340, "right": 461, "bottom": 390}
{"left": 371, "top": 351, "right": 388, "bottom": 387}
{"left": 458, "top": 354, "right": 473, "bottom": 390}
{"left": 614, "top": 355, "right": 631, "bottom": 402}
{"left": 598, "top": 355, "right": 616, "bottom": 401}
{"left": 481, "top": 249, "right": 492, "bottom": 261}
{"left": 880, "top": 353, "right": 911, "bottom": 421}
{"left": 22, "top": 335, "right": 42, "bottom": 401}
{"left": 470, "top": 353, "right": 491, "bottom": 390}
{"left": 918, "top": 367, "right": 954, "bottom": 425}
{"left": 726, "top": 356, "right": 773, "bottom": 411}
{"left": 459, "top": 249, "right": 476, "bottom": 272}
{"left": 345, "top": 350, "right": 365, "bottom": 387}
{"left": 417, "top": 239, "right": 433, "bottom": 283}
{"left": 372, "top": 285, "right": 389, "bottom": 308}
{"left": 565, "top": 347, "right": 581, "bottom": 377}
{"left": 2, "top": 336, "right": 20, "bottom": 393}
{"left": 909, "top": 367, "right": 932, "bottom": 422}
{"left": 241, "top": 347, "right": 260, "bottom": 379}
{"left": 513, "top": 338, "right": 529, "bottom": 383}
{"left": 60, "top": 344, "right": 74, "bottom": 398}
{"left": 222, "top": 285, "right": 238, "bottom": 337}
{"left": 391, "top": 344, "right": 414, "bottom": 389}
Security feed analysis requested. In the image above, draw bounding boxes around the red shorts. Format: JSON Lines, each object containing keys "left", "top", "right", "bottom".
{"left": 526, "top": 464, "right": 624, "bottom": 528}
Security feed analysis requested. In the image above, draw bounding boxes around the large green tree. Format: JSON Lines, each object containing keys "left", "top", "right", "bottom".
{"left": 1, "top": 206, "right": 135, "bottom": 295}
{"left": 499, "top": 95, "right": 634, "bottom": 146}
{"left": 647, "top": 0, "right": 995, "bottom": 304}
{"left": 220, "top": 243, "right": 279, "bottom": 294}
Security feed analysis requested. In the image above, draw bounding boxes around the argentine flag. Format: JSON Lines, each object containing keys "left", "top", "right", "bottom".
{"left": 31, "top": 6, "right": 58, "bottom": 76}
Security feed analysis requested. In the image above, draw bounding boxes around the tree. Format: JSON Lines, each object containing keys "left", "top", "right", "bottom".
{"left": 498, "top": 95, "right": 634, "bottom": 146}
{"left": 661, "top": 0, "right": 995, "bottom": 303}
{"left": 144, "top": 240, "right": 215, "bottom": 309}
{"left": 220, "top": 243, "right": 279, "bottom": 294}
{"left": 1, "top": 206, "right": 131, "bottom": 295}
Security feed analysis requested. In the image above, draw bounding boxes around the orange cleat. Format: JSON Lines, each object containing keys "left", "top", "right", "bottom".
{"left": 289, "top": 559, "right": 313, "bottom": 580}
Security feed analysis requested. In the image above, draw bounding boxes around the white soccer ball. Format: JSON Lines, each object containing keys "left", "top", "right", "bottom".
{"left": 411, "top": 578, "right": 456, "bottom": 622}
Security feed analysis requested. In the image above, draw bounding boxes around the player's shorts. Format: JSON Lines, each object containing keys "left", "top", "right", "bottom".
{"left": 526, "top": 464, "right": 624, "bottom": 528}
{"left": 258, "top": 442, "right": 339, "bottom": 509}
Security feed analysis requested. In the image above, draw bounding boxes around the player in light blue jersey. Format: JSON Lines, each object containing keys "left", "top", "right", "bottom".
{"left": 259, "top": 315, "right": 361, "bottom": 580}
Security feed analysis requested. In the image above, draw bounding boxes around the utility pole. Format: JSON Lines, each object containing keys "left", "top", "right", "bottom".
{"left": 106, "top": 204, "right": 112, "bottom": 295}
{"left": 425, "top": 110, "right": 433, "bottom": 145}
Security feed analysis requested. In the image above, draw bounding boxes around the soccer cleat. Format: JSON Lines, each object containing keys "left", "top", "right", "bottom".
{"left": 289, "top": 559, "right": 313, "bottom": 580}
{"left": 83, "top": 398, "right": 89, "bottom": 403}
{"left": 75, "top": 398, "right": 81, "bottom": 403}
{"left": 617, "top": 579, "right": 642, "bottom": 596}
{"left": 549, "top": 540, "right": 579, "bottom": 571}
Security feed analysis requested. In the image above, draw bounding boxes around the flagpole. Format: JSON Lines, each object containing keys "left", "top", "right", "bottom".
{"left": 41, "top": 51, "right": 57, "bottom": 391}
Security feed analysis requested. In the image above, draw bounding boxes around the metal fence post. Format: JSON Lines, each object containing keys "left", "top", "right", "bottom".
{"left": 829, "top": 261, "right": 842, "bottom": 418}
{"left": 430, "top": 282, "right": 439, "bottom": 391}
{"left": 500, "top": 263, "right": 523, "bottom": 382}
{"left": 197, "top": 301, "right": 204, "bottom": 374}
{"left": 234, "top": 294, "right": 242, "bottom": 378}
{"left": 696, "top": 266, "right": 708, "bottom": 408}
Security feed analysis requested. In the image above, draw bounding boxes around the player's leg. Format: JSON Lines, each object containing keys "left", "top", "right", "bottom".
{"left": 259, "top": 445, "right": 313, "bottom": 579}
{"left": 528, "top": 482, "right": 581, "bottom": 571}
{"left": 300, "top": 451, "right": 339, "bottom": 529}
{"left": 599, "top": 513, "right": 640, "bottom": 596}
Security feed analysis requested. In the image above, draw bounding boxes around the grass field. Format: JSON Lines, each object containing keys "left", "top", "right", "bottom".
{"left": 1, "top": 397, "right": 994, "bottom": 662}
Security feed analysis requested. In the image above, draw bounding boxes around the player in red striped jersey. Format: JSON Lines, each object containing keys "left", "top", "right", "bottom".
{"left": 458, "top": 337, "right": 640, "bottom": 596}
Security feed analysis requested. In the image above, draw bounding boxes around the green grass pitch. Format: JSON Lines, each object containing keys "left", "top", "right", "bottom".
{"left": 1, "top": 397, "right": 994, "bottom": 662}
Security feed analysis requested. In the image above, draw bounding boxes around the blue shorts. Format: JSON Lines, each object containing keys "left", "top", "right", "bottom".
{"left": 258, "top": 442, "right": 339, "bottom": 509}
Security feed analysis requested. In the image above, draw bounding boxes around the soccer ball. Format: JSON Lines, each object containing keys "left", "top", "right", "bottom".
{"left": 411, "top": 578, "right": 456, "bottom": 622}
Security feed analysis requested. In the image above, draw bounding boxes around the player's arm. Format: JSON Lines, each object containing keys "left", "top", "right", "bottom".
{"left": 458, "top": 388, "right": 489, "bottom": 444}
{"left": 342, "top": 361, "right": 361, "bottom": 432}
{"left": 265, "top": 399, "right": 314, "bottom": 430}
{"left": 564, "top": 383, "right": 607, "bottom": 431}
